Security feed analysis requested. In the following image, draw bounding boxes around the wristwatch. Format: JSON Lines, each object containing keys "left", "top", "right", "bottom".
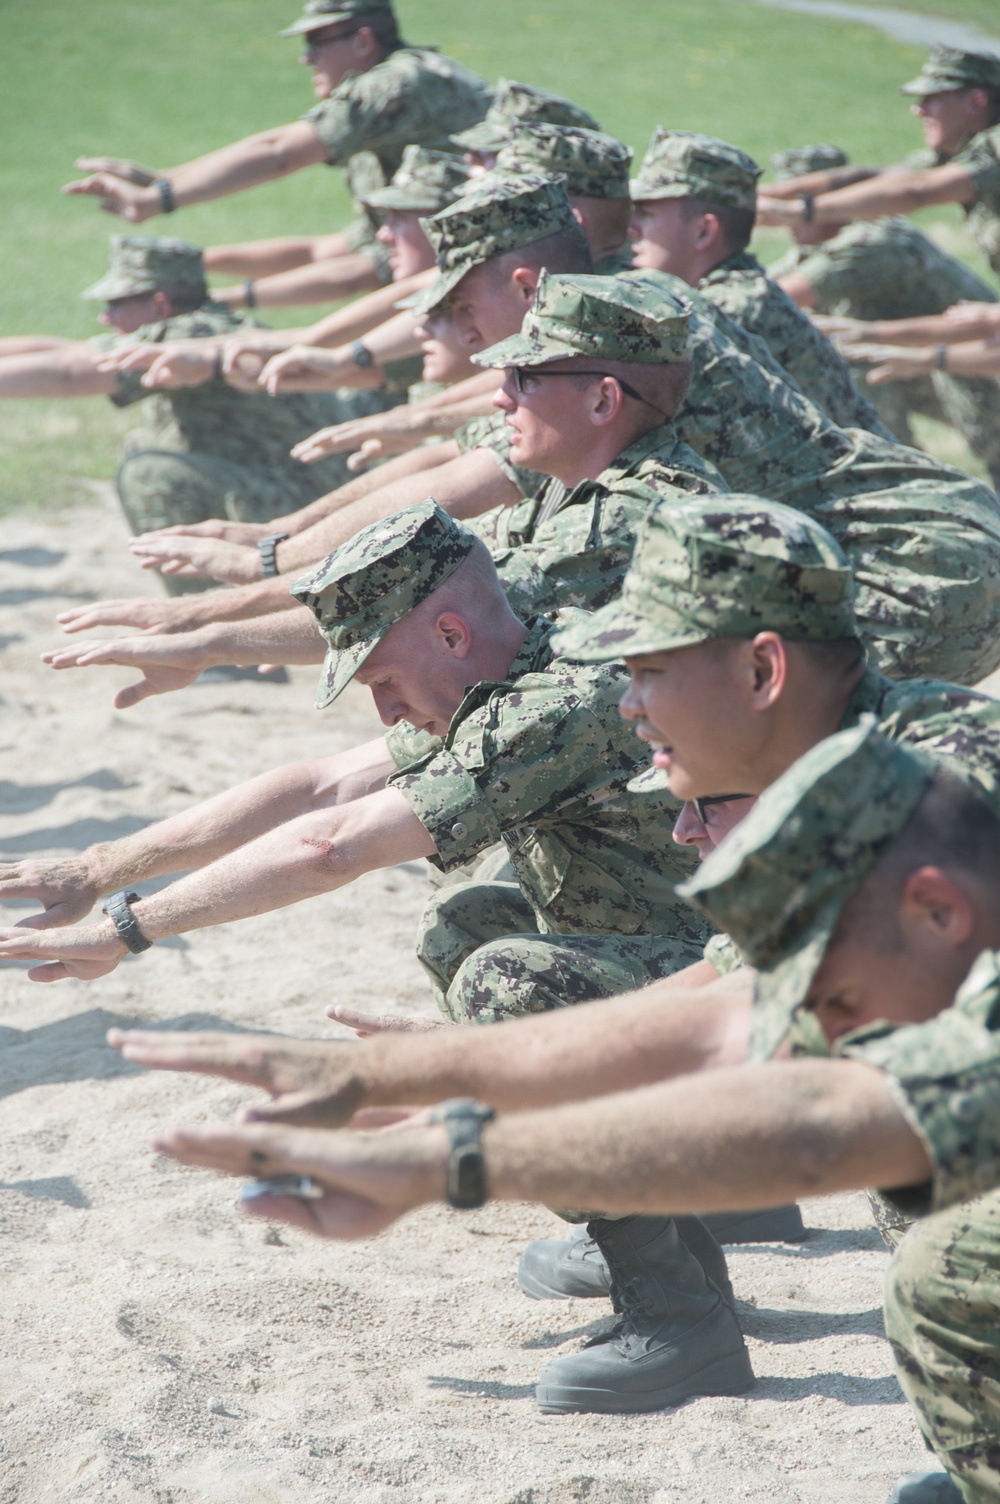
{"left": 350, "top": 339, "right": 375, "bottom": 369}
{"left": 101, "top": 889, "right": 153, "bottom": 954}
{"left": 430, "top": 1098, "right": 496, "bottom": 1209}
{"left": 257, "top": 533, "right": 290, "bottom": 578}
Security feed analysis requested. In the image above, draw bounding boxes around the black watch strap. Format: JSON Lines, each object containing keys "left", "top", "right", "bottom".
{"left": 102, "top": 889, "right": 153, "bottom": 954}
{"left": 431, "top": 1099, "right": 496, "bottom": 1209}
{"left": 258, "top": 533, "right": 290, "bottom": 578}
{"left": 351, "top": 339, "right": 374, "bottom": 369}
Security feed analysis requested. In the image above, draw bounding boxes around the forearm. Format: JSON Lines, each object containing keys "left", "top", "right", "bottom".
{"left": 0, "top": 336, "right": 78, "bottom": 357}
{"left": 307, "top": 273, "right": 431, "bottom": 347}
{"left": 196, "top": 609, "right": 326, "bottom": 667}
{"left": 764, "top": 165, "right": 882, "bottom": 199}
{"left": 484, "top": 1059, "right": 932, "bottom": 1215}
{"left": 231, "top": 255, "right": 381, "bottom": 311}
{"left": 0, "top": 347, "right": 115, "bottom": 398}
{"left": 276, "top": 450, "right": 518, "bottom": 571}
{"left": 354, "top": 976, "right": 752, "bottom": 1113}
{"left": 811, "top": 165, "right": 973, "bottom": 225}
{"left": 858, "top": 313, "right": 972, "bottom": 345}
{"left": 160, "top": 123, "right": 328, "bottom": 209}
{"left": 204, "top": 237, "right": 324, "bottom": 279}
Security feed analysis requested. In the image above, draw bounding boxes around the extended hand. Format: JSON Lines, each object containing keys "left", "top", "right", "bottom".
{"left": 42, "top": 634, "right": 208, "bottom": 708}
{"left": 847, "top": 343, "right": 932, "bottom": 384}
{"left": 130, "top": 519, "right": 272, "bottom": 548}
{"left": 943, "top": 301, "right": 1000, "bottom": 337}
{"left": 0, "top": 856, "right": 99, "bottom": 928}
{"left": 259, "top": 346, "right": 351, "bottom": 395}
{"left": 0, "top": 921, "right": 127, "bottom": 982}
{"left": 57, "top": 595, "right": 219, "bottom": 636}
{"left": 128, "top": 534, "right": 263, "bottom": 585}
{"left": 327, "top": 1004, "right": 452, "bottom": 1038}
{"left": 107, "top": 1028, "right": 373, "bottom": 1126}
{"left": 290, "top": 410, "right": 413, "bottom": 464}
{"left": 74, "top": 156, "right": 159, "bottom": 187}
{"left": 151, "top": 1118, "right": 447, "bottom": 1239}
{"left": 62, "top": 173, "right": 159, "bottom": 222}
{"left": 754, "top": 194, "right": 807, "bottom": 227}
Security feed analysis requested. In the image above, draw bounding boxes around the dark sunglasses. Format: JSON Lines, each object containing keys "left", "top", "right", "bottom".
{"left": 693, "top": 793, "right": 752, "bottom": 824}
{"left": 303, "top": 25, "right": 359, "bottom": 53}
{"left": 509, "top": 366, "right": 650, "bottom": 405}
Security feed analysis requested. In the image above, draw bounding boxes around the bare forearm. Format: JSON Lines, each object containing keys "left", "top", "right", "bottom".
{"left": 0, "top": 347, "right": 115, "bottom": 398}
{"left": 357, "top": 977, "right": 752, "bottom": 1113}
{"left": 811, "top": 164, "right": 974, "bottom": 224}
{"left": 484, "top": 1059, "right": 932, "bottom": 1214}
{"left": 233, "top": 256, "right": 381, "bottom": 311}
{"left": 307, "top": 273, "right": 431, "bottom": 347}
{"left": 196, "top": 609, "right": 326, "bottom": 666}
{"left": 765, "top": 165, "right": 882, "bottom": 199}
{"left": 205, "top": 237, "right": 326, "bottom": 278}
{"left": 162, "top": 123, "right": 328, "bottom": 208}
{"left": 276, "top": 451, "right": 518, "bottom": 571}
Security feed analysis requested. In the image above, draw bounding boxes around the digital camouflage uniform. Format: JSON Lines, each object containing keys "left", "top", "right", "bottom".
{"left": 630, "top": 129, "right": 885, "bottom": 433}
{"left": 450, "top": 77, "right": 600, "bottom": 158}
{"left": 84, "top": 237, "right": 402, "bottom": 590}
{"left": 681, "top": 721, "right": 1000, "bottom": 1503}
{"left": 291, "top": 500, "right": 709, "bottom": 1023}
{"left": 558, "top": 491, "right": 1000, "bottom": 980}
{"left": 623, "top": 267, "right": 1000, "bottom": 684}
{"left": 899, "top": 45, "right": 1000, "bottom": 281}
{"left": 494, "top": 124, "right": 634, "bottom": 275}
{"left": 469, "top": 270, "right": 727, "bottom": 617}
{"left": 282, "top": 0, "right": 490, "bottom": 277}
{"left": 769, "top": 146, "right": 1000, "bottom": 487}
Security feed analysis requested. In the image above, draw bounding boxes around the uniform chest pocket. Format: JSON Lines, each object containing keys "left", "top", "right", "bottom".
{"left": 508, "top": 829, "right": 649, "bottom": 935}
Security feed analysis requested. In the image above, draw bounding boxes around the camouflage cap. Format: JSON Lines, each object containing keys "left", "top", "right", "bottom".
{"left": 279, "top": 0, "right": 395, "bottom": 38}
{"left": 291, "top": 500, "right": 477, "bottom": 709}
{"left": 410, "top": 171, "right": 578, "bottom": 316}
{"left": 82, "top": 235, "right": 207, "bottom": 303}
{"left": 451, "top": 79, "right": 601, "bottom": 155}
{"left": 631, "top": 129, "right": 762, "bottom": 212}
{"left": 495, "top": 125, "right": 632, "bottom": 200}
{"left": 770, "top": 144, "right": 849, "bottom": 181}
{"left": 472, "top": 268, "right": 690, "bottom": 371}
{"left": 899, "top": 43, "right": 1000, "bottom": 97}
{"left": 555, "top": 493, "right": 856, "bottom": 663}
{"left": 678, "top": 718, "right": 935, "bottom": 1059}
{"left": 361, "top": 146, "right": 470, "bottom": 213}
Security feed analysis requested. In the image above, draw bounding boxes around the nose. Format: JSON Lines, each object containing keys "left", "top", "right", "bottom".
{"left": 370, "top": 686, "right": 404, "bottom": 727}
{"left": 628, "top": 213, "right": 642, "bottom": 242}
{"left": 493, "top": 373, "right": 516, "bottom": 412}
{"left": 618, "top": 675, "right": 643, "bottom": 720}
{"left": 672, "top": 802, "right": 707, "bottom": 848}
{"left": 376, "top": 223, "right": 394, "bottom": 246}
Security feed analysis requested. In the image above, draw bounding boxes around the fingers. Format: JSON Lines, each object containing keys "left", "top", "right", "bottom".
{"left": 347, "top": 439, "right": 384, "bottom": 473}
{"left": 107, "top": 1028, "right": 286, "bottom": 1086}
{"left": 57, "top": 599, "right": 165, "bottom": 633}
{"left": 114, "top": 677, "right": 163, "bottom": 710}
{"left": 74, "top": 156, "right": 157, "bottom": 187}
{"left": 326, "top": 1004, "right": 447, "bottom": 1035}
{"left": 240, "top": 1090, "right": 354, "bottom": 1128}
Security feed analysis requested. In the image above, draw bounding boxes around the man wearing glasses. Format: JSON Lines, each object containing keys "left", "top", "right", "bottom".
{"left": 63, "top": 0, "right": 490, "bottom": 276}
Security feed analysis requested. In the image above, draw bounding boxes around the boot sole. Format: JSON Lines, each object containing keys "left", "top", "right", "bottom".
{"left": 535, "top": 1347, "right": 755, "bottom": 1415}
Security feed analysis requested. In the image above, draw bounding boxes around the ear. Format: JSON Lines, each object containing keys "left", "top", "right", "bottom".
{"left": 746, "top": 632, "right": 787, "bottom": 707}
{"left": 510, "top": 266, "right": 539, "bottom": 304}
{"left": 150, "top": 290, "right": 174, "bottom": 319}
{"left": 900, "top": 866, "right": 975, "bottom": 948}
{"left": 696, "top": 212, "right": 725, "bottom": 253}
{"left": 434, "top": 611, "right": 473, "bottom": 658}
{"left": 589, "top": 376, "right": 627, "bottom": 427}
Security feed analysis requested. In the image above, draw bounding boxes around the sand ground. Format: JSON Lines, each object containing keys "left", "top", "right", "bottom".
{"left": 0, "top": 489, "right": 934, "bottom": 1503}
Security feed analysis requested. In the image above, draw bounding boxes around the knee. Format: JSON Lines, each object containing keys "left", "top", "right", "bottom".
{"left": 446, "top": 940, "right": 550, "bottom": 1025}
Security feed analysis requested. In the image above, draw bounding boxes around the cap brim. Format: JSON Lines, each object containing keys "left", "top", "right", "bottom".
{"left": 361, "top": 187, "right": 442, "bottom": 212}
{"left": 279, "top": 12, "right": 354, "bottom": 36}
{"left": 450, "top": 125, "right": 505, "bottom": 153}
{"left": 407, "top": 261, "right": 473, "bottom": 317}
{"left": 552, "top": 598, "right": 711, "bottom": 663}
{"left": 470, "top": 330, "right": 581, "bottom": 369}
{"left": 748, "top": 918, "right": 841, "bottom": 1061}
{"left": 314, "top": 632, "right": 380, "bottom": 710}
{"left": 629, "top": 180, "right": 689, "bottom": 201}
{"left": 81, "top": 275, "right": 154, "bottom": 301}
{"left": 898, "top": 73, "right": 965, "bottom": 95}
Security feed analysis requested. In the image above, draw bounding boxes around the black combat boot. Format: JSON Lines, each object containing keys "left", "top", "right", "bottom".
{"left": 886, "top": 1474, "right": 963, "bottom": 1503}
{"left": 534, "top": 1215, "right": 753, "bottom": 1414}
{"left": 518, "top": 1216, "right": 734, "bottom": 1306}
{"left": 699, "top": 1204, "right": 806, "bottom": 1243}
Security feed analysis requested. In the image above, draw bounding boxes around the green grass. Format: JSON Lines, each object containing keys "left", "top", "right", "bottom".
{"left": 1, "top": 0, "right": 997, "bottom": 514}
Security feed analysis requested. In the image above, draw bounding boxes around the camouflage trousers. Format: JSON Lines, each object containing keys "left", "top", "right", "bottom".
{"left": 884, "top": 1190, "right": 1000, "bottom": 1501}
{"left": 859, "top": 366, "right": 1000, "bottom": 494}
{"left": 417, "top": 879, "right": 705, "bottom": 1023}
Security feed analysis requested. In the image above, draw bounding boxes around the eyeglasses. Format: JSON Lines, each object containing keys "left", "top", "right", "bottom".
{"left": 303, "top": 25, "right": 359, "bottom": 55}
{"left": 693, "top": 793, "right": 751, "bottom": 824}
{"left": 509, "top": 366, "right": 651, "bottom": 405}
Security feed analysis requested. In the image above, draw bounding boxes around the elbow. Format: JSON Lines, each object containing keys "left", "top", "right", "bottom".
{"left": 297, "top": 830, "right": 361, "bottom": 887}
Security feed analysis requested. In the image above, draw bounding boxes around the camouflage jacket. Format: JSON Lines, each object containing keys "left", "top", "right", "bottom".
{"left": 952, "top": 123, "right": 1000, "bottom": 278}
{"left": 455, "top": 411, "right": 549, "bottom": 503}
{"left": 768, "top": 218, "right": 997, "bottom": 321}
{"left": 838, "top": 949, "right": 1000, "bottom": 1217}
{"left": 100, "top": 302, "right": 396, "bottom": 494}
{"left": 483, "top": 424, "right": 727, "bottom": 618}
{"left": 305, "top": 47, "right": 490, "bottom": 204}
{"left": 387, "top": 612, "right": 708, "bottom": 944}
{"left": 697, "top": 251, "right": 882, "bottom": 431}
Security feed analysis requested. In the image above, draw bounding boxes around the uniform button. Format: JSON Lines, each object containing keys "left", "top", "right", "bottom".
{"left": 949, "top": 1091, "right": 981, "bottom": 1123}
{"left": 451, "top": 821, "right": 467, "bottom": 839}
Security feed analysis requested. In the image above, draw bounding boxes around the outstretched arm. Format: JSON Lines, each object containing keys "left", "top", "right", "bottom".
{"left": 757, "top": 160, "right": 977, "bottom": 228}
{"left": 0, "top": 737, "right": 395, "bottom": 927}
{"left": 150, "top": 1054, "right": 931, "bottom": 1239}
{"left": 109, "top": 970, "right": 754, "bottom": 1126}
{"left": 63, "top": 121, "right": 328, "bottom": 222}
{"left": 204, "top": 229, "right": 357, "bottom": 280}
{"left": 0, "top": 345, "right": 118, "bottom": 399}
{"left": 0, "top": 784, "right": 430, "bottom": 981}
